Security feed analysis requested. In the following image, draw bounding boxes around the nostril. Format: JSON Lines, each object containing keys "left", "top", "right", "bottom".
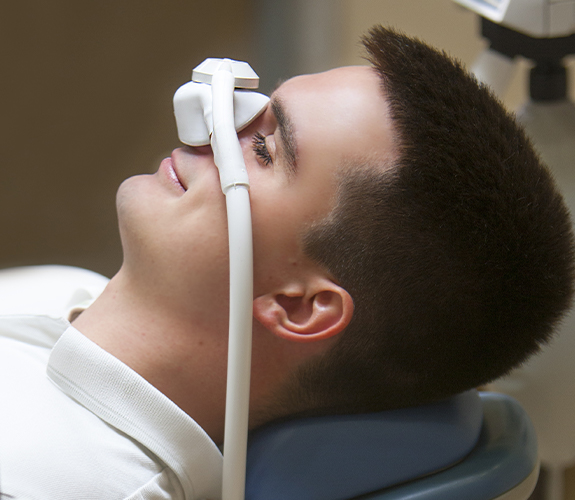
{"left": 186, "top": 144, "right": 212, "bottom": 155}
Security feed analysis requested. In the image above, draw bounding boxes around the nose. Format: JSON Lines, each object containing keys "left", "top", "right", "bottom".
{"left": 184, "top": 144, "right": 213, "bottom": 156}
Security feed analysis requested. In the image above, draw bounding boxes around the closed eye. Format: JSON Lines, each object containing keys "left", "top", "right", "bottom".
{"left": 252, "top": 132, "right": 273, "bottom": 166}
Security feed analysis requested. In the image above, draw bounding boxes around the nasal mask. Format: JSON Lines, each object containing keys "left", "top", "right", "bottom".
{"left": 173, "top": 59, "right": 269, "bottom": 500}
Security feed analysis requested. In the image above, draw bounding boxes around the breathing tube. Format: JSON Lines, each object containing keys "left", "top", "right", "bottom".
{"left": 173, "top": 59, "right": 269, "bottom": 500}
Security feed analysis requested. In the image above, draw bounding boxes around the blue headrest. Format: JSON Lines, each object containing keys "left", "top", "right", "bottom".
{"left": 374, "top": 392, "right": 538, "bottom": 500}
{"left": 245, "top": 390, "right": 483, "bottom": 500}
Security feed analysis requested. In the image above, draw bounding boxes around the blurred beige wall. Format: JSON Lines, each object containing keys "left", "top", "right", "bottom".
{"left": 0, "top": 1, "right": 254, "bottom": 277}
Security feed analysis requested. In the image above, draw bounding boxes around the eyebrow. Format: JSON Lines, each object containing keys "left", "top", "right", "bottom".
{"left": 270, "top": 96, "right": 298, "bottom": 177}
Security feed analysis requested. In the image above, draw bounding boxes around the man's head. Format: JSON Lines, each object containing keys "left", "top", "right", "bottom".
{"left": 113, "top": 58, "right": 395, "bottom": 432}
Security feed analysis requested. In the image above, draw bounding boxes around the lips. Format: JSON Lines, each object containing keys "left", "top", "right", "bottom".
{"left": 171, "top": 160, "right": 188, "bottom": 191}
{"left": 165, "top": 145, "right": 214, "bottom": 193}
{"left": 160, "top": 156, "right": 186, "bottom": 192}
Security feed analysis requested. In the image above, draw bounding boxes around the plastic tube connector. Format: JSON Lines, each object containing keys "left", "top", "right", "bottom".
{"left": 192, "top": 58, "right": 262, "bottom": 89}
{"left": 211, "top": 62, "right": 250, "bottom": 192}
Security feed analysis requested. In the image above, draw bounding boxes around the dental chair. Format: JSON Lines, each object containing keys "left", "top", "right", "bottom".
{"left": 246, "top": 390, "right": 538, "bottom": 500}
{"left": 0, "top": 266, "right": 539, "bottom": 500}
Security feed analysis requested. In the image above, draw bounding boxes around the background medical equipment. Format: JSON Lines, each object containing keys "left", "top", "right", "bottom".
{"left": 453, "top": 1, "right": 575, "bottom": 499}
{"left": 173, "top": 59, "right": 268, "bottom": 500}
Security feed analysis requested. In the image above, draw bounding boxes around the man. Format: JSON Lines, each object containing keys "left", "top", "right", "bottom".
{"left": 1, "top": 26, "right": 573, "bottom": 500}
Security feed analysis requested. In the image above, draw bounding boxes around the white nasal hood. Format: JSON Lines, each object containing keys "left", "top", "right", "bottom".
{"left": 173, "top": 83, "right": 269, "bottom": 147}
{"left": 173, "top": 59, "right": 270, "bottom": 147}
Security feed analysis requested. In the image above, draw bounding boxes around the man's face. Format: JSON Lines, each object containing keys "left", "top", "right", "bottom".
{"left": 116, "top": 66, "right": 395, "bottom": 331}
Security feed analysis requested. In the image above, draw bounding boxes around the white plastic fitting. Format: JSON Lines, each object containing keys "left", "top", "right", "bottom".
{"left": 192, "top": 58, "right": 262, "bottom": 89}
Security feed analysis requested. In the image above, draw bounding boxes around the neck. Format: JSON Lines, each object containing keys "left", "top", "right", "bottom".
{"left": 72, "top": 268, "right": 228, "bottom": 443}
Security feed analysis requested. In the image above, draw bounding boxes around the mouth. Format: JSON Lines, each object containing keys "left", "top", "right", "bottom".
{"left": 160, "top": 156, "right": 187, "bottom": 192}
{"left": 171, "top": 160, "right": 188, "bottom": 191}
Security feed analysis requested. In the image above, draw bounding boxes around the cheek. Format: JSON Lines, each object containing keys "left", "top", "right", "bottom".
{"left": 249, "top": 189, "right": 309, "bottom": 291}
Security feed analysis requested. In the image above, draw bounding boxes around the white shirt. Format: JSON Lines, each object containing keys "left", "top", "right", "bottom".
{"left": 0, "top": 314, "right": 223, "bottom": 500}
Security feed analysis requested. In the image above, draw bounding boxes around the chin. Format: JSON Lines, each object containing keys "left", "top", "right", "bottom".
{"left": 116, "top": 174, "right": 148, "bottom": 218}
{"left": 115, "top": 176, "right": 162, "bottom": 271}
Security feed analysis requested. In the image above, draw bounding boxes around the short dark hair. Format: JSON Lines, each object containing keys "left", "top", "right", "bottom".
{"left": 290, "top": 26, "right": 575, "bottom": 415}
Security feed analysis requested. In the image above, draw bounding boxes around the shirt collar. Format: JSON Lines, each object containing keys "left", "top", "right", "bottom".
{"left": 47, "top": 326, "right": 223, "bottom": 500}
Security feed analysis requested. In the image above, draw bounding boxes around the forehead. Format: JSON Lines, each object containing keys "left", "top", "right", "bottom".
{"left": 275, "top": 65, "right": 381, "bottom": 100}
{"left": 272, "top": 66, "right": 396, "bottom": 171}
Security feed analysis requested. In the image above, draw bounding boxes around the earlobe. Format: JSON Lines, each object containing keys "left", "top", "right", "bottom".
{"left": 253, "top": 280, "right": 354, "bottom": 343}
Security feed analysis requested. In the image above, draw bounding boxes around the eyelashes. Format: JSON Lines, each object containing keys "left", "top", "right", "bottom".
{"left": 252, "top": 132, "right": 273, "bottom": 166}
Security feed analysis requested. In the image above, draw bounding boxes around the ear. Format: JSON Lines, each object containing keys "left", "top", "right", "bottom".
{"left": 253, "top": 278, "right": 354, "bottom": 343}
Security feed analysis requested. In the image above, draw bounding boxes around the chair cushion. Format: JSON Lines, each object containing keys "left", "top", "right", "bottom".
{"left": 363, "top": 392, "right": 538, "bottom": 500}
{"left": 245, "top": 390, "right": 482, "bottom": 500}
